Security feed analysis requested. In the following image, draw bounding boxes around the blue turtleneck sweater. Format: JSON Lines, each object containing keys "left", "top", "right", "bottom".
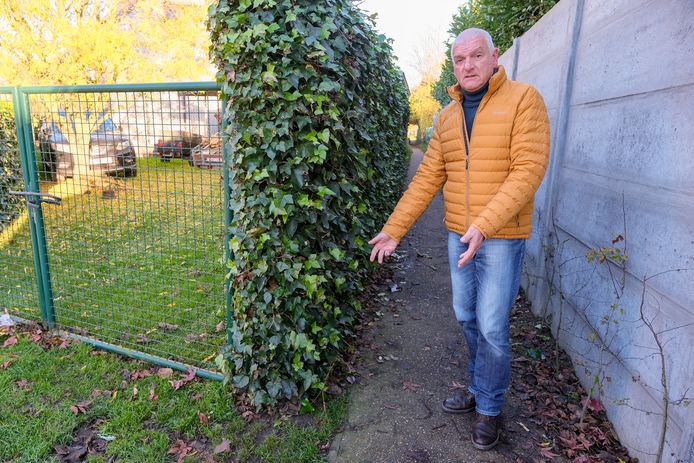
{"left": 462, "top": 81, "right": 489, "bottom": 139}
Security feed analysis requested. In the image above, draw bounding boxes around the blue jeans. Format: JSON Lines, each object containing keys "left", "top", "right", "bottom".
{"left": 447, "top": 232, "right": 525, "bottom": 416}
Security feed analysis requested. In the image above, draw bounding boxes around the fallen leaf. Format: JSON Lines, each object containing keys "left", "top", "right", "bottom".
{"left": 131, "top": 369, "right": 152, "bottom": 380}
{"left": 197, "top": 411, "right": 209, "bottom": 424}
{"left": 242, "top": 410, "right": 258, "bottom": 422}
{"left": 134, "top": 334, "right": 154, "bottom": 344}
{"left": 168, "top": 439, "right": 192, "bottom": 463}
{"left": 132, "top": 385, "right": 139, "bottom": 399}
{"left": 69, "top": 400, "right": 92, "bottom": 415}
{"left": 90, "top": 389, "right": 111, "bottom": 398}
{"left": 157, "top": 322, "right": 179, "bottom": 331}
{"left": 2, "top": 336, "right": 17, "bottom": 348}
{"left": 157, "top": 367, "right": 174, "bottom": 378}
{"left": 538, "top": 444, "right": 559, "bottom": 459}
{"left": 15, "top": 379, "right": 30, "bottom": 389}
{"left": 148, "top": 385, "right": 158, "bottom": 401}
{"left": 65, "top": 443, "right": 87, "bottom": 462}
{"left": 213, "top": 439, "right": 231, "bottom": 454}
{"left": 449, "top": 381, "right": 466, "bottom": 391}
{"left": 580, "top": 397, "right": 605, "bottom": 413}
{"left": 215, "top": 321, "right": 224, "bottom": 332}
{"left": 589, "top": 398, "right": 605, "bottom": 413}
{"left": 402, "top": 381, "right": 420, "bottom": 392}
{"left": 1, "top": 360, "right": 11, "bottom": 369}
{"left": 169, "top": 368, "right": 196, "bottom": 390}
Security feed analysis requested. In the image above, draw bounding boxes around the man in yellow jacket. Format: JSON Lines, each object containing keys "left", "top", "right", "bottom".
{"left": 369, "top": 28, "right": 550, "bottom": 450}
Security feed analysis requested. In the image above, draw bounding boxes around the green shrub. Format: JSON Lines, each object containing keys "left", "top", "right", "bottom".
{"left": 209, "top": 0, "right": 409, "bottom": 405}
{"left": 0, "top": 100, "right": 24, "bottom": 233}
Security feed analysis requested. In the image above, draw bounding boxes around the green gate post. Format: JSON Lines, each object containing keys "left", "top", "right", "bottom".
{"left": 11, "top": 88, "right": 56, "bottom": 328}
{"left": 222, "top": 95, "right": 234, "bottom": 348}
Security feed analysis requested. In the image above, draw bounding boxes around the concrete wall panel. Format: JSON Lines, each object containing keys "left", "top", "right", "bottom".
{"left": 572, "top": 0, "right": 694, "bottom": 105}
{"left": 564, "top": 84, "right": 694, "bottom": 192}
{"left": 553, "top": 176, "right": 694, "bottom": 309}
{"left": 506, "top": 0, "right": 694, "bottom": 460}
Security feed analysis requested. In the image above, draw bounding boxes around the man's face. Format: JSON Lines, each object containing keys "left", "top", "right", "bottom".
{"left": 452, "top": 35, "right": 498, "bottom": 92}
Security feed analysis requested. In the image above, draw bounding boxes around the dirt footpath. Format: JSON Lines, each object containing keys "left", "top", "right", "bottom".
{"left": 328, "top": 147, "right": 523, "bottom": 463}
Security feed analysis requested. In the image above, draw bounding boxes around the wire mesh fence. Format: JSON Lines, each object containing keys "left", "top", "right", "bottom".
{"left": 0, "top": 84, "right": 228, "bottom": 374}
{"left": 1, "top": 90, "right": 41, "bottom": 322}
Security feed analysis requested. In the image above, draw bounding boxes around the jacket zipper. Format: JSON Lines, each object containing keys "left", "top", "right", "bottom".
{"left": 459, "top": 92, "right": 491, "bottom": 232}
{"left": 462, "top": 122, "right": 471, "bottom": 230}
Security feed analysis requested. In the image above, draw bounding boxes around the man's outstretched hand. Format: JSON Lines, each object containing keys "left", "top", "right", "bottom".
{"left": 457, "top": 225, "right": 484, "bottom": 268}
{"left": 368, "top": 232, "right": 398, "bottom": 264}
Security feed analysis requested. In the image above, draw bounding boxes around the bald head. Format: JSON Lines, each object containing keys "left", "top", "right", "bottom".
{"left": 450, "top": 28, "right": 495, "bottom": 60}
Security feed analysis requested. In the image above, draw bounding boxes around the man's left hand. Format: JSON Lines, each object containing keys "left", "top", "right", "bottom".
{"left": 457, "top": 225, "right": 484, "bottom": 268}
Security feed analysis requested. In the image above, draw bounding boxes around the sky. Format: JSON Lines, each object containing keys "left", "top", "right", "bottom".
{"left": 356, "top": 0, "right": 465, "bottom": 88}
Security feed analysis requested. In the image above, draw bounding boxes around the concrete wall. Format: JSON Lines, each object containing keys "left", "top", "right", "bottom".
{"left": 499, "top": 1, "right": 694, "bottom": 461}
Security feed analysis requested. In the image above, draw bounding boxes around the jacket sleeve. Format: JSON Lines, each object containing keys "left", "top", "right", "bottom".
{"left": 471, "top": 87, "right": 550, "bottom": 238}
{"left": 381, "top": 119, "right": 447, "bottom": 242}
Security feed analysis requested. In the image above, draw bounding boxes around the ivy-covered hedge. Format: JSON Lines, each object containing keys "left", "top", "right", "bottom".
{"left": 209, "top": 0, "right": 409, "bottom": 405}
{"left": 0, "top": 101, "right": 24, "bottom": 233}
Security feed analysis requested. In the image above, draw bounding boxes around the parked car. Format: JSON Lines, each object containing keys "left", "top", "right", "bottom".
{"left": 154, "top": 131, "right": 202, "bottom": 161}
{"left": 89, "top": 119, "right": 137, "bottom": 177}
{"left": 36, "top": 118, "right": 137, "bottom": 180}
{"left": 189, "top": 135, "right": 223, "bottom": 169}
{"left": 37, "top": 121, "right": 72, "bottom": 180}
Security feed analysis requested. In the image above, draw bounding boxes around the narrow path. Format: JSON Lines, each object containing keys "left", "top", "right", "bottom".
{"left": 329, "top": 147, "right": 520, "bottom": 463}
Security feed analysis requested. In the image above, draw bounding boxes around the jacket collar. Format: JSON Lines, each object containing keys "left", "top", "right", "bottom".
{"left": 447, "top": 65, "right": 507, "bottom": 103}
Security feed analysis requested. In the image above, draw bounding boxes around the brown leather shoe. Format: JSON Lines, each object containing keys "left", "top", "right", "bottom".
{"left": 442, "top": 392, "right": 476, "bottom": 414}
{"left": 471, "top": 413, "right": 500, "bottom": 450}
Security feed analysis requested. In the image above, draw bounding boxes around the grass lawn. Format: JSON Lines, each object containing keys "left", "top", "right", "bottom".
{"left": 1, "top": 157, "right": 230, "bottom": 370}
{"left": 1, "top": 157, "right": 348, "bottom": 462}
{"left": 0, "top": 322, "right": 345, "bottom": 462}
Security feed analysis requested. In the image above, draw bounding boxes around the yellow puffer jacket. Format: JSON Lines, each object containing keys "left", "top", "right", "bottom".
{"left": 382, "top": 66, "right": 550, "bottom": 242}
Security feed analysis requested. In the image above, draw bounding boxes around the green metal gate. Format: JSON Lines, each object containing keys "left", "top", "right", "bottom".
{"left": 1, "top": 89, "right": 41, "bottom": 324}
{"left": 0, "top": 83, "right": 231, "bottom": 379}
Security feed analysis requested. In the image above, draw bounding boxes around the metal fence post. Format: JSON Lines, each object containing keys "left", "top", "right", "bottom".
{"left": 11, "top": 87, "right": 56, "bottom": 328}
{"left": 222, "top": 95, "right": 233, "bottom": 349}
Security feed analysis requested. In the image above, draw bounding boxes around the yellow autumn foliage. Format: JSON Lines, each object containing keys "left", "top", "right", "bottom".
{"left": 0, "top": 0, "right": 214, "bottom": 86}
{"left": 409, "top": 78, "right": 441, "bottom": 142}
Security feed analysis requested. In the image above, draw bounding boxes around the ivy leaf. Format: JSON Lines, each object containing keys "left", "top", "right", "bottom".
{"left": 299, "top": 398, "right": 315, "bottom": 414}
{"left": 233, "top": 375, "right": 250, "bottom": 388}
{"left": 317, "top": 186, "right": 335, "bottom": 197}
